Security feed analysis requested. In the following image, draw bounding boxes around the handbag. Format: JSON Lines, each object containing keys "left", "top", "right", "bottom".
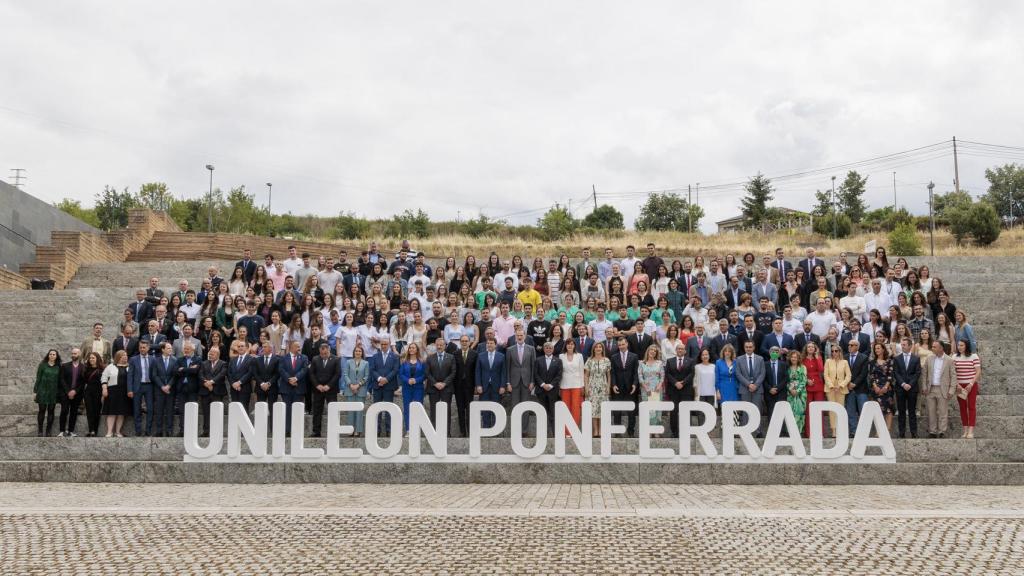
{"left": 956, "top": 384, "right": 970, "bottom": 400}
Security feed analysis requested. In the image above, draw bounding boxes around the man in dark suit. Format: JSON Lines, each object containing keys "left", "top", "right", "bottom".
{"left": 571, "top": 323, "right": 595, "bottom": 361}
{"left": 846, "top": 339, "right": 871, "bottom": 436}
{"left": 151, "top": 341, "right": 178, "bottom": 437}
{"left": 737, "top": 316, "right": 764, "bottom": 358}
{"left": 840, "top": 319, "right": 871, "bottom": 354}
{"left": 112, "top": 325, "right": 139, "bottom": 364}
{"left": 252, "top": 342, "right": 280, "bottom": 420}
{"left": 610, "top": 337, "right": 640, "bottom": 436}
{"left": 533, "top": 341, "right": 563, "bottom": 434}
{"left": 174, "top": 342, "right": 202, "bottom": 437}
{"left": 228, "top": 343, "right": 255, "bottom": 413}
{"left": 368, "top": 336, "right": 400, "bottom": 433}
{"left": 723, "top": 276, "right": 747, "bottom": 310}
{"left": 237, "top": 301, "right": 266, "bottom": 345}
{"left": 128, "top": 339, "right": 155, "bottom": 436}
{"left": 57, "top": 348, "right": 84, "bottom": 437}
{"left": 892, "top": 337, "right": 922, "bottom": 438}
{"left": 763, "top": 345, "right": 789, "bottom": 429}
{"left": 129, "top": 289, "right": 154, "bottom": 327}
{"left": 684, "top": 324, "right": 711, "bottom": 362}
{"left": 474, "top": 339, "right": 505, "bottom": 428}
{"left": 277, "top": 340, "right": 309, "bottom": 435}
{"left": 769, "top": 247, "right": 792, "bottom": 285}
{"left": 425, "top": 337, "right": 456, "bottom": 428}
{"left": 797, "top": 248, "right": 825, "bottom": 280}
{"left": 144, "top": 277, "right": 165, "bottom": 306}
{"left": 453, "top": 334, "right": 478, "bottom": 437}
{"left": 709, "top": 320, "right": 738, "bottom": 361}
{"left": 793, "top": 319, "right": 821, "bottom": 353}
{"left": 199, "top": 345, "right": 228, "bottom": 437}
{"left": 308, "top": 342, "right": 340, "bottom": 437}
{"left": 627, "top": 319, "right": 654, "bottom": 358}
{"left": 760, "top": 318, "right": 795, "bottom": 359}
{"left": 664, "top": 342, "right": 695, "bottom": 437}
{"left": 235, "top": 249, "right": 258, "bottom": 284}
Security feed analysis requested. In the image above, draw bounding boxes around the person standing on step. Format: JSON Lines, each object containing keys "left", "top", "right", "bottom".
{"left": 228, "top": 340, "right": 255, "bottom": 414}
{"left": 199, "top": 346, "right": 228, "bottom": 437}
{"left": 175, "top": 342, "right": 202, "bottom": 437}
{"left": 952, "top": 339, "right": 981, "bottom": 439}
{"left": 425, "top": 336, "right": 456, "bottom": 429}
{"left": 101, "top": 350, "right": 132, "bottom": 437}
{"left": 34, "top": 349, "right": 61, "bottom": 437}
{"left": 81, "top": 322, "right": 112, "bottom": 366}
{"left": 309, "top": 342, "right": 340, "bottom": 437}
{"left": 57, "top": 348, "right": 84, "bottom": 437}
{"left": 128, "top": 339, "right": 155, "bottom": 436}
{"left": 504, "top": 329, "right": 536, "bottom": 435}
{"left": 921, "top": 340, "right": 955, "bottom": 438}
{"left": 893, "top": 337, "right": 921, "bottom": 438}
{"left": 151, "top": 342, "right": 178, "bottom": 437}
{"left": 82, "top": 352, "right": 105, "bottom": 437}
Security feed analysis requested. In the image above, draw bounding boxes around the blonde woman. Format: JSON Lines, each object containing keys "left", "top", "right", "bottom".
{"left": 637, "top": 345, "right": 665, "bottom": 435}
{"left": 101, "top": 350, "right": 131, "bottom": 437}
{"left": 584, "top": 341, "right": 611, "bottom": 436}
{"left": 823, "top": 345, "right": 851, "bottom": 437}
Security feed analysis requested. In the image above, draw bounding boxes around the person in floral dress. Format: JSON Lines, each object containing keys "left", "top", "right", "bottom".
{"left": 869, "top": 342, "right": 896, "bottom": 431}
{"left": 786, "top": 351, "right": 808, "bottom": 434}
{"left": 638, "top": 345, "right": 665, "bottom": 432}
{"left": 584, "top": 341, "right": 611, "bottom": 437}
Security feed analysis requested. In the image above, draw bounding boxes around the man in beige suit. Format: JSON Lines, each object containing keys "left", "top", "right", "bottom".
{"left": 80, "top": 322, "right": 112, "bottom": 365}
{"left": 920, "top": 341, "right": 956, "bottom": 438}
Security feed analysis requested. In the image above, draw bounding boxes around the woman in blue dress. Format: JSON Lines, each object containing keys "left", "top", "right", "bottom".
{"left": 398, "top": 342, "right": 426, "bottom": 434}
{"left": 715, "top": 343, "right": 739, "bottom": 425}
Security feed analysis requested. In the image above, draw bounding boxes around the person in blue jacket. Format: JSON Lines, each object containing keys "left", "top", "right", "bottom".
{"left": 398, "top": 342, "right": 427, "bottom": 433}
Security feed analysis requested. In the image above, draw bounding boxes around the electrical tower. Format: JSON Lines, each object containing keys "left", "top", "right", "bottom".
{"left": 9, "top": 168, "right": 26, "bottom": 189}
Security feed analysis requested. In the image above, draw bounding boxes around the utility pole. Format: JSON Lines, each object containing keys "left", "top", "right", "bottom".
{"left": 688, "top": 184, "right": 693, "bottom": 233}
{"left": 266, "top": 182, "right": 273, "bottom": 213}
{"left": 456, "top": 210, "right": 462, "bottom": 223}
{"left": 928, "top": 181, "right": 935, "bottom": 256}
{"left": 953, "top": 136, "right": 961, "bottom": 195}
{"left": 695, "top": 182, "right": 700, "bottom": 207}
{"left": 892, "top": 172, "right": 897, "bottom": 210}
{"left": 9, "top": 168, "right": 26, "bottom": 189}
{"left": 592, "top": 184, "right": 598, "bottom": 211}
{"left": 205, "top": 164, "right": 215, "bottom": 233}
{"left": 831, "top": 175, "right": 837, "bottom": 239}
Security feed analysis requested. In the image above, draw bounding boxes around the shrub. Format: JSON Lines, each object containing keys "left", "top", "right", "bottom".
{"left": 812, "top": 213, "right": 852, "bottom": 238}
{"left": 888, "top": 223, "right": 922, "bottom": 256}
{"left": 950, "top": 201, "right": 1001, "bottom": 246}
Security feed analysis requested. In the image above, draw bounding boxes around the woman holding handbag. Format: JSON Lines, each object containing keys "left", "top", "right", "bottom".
{"left": 952, "top": 339, "right": 981, "bottom": 439}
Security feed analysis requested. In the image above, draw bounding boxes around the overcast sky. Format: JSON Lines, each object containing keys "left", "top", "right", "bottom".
{"left": 2, "top": 1, "right": 1022, "bottom": 232}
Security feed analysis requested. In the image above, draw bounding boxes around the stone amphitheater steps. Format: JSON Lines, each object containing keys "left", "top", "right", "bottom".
{"left": 0, "top": 437, "right": 1021, "bottom": 484}
{"left": 125, "top": 232, "right": 358, "bottom": 262}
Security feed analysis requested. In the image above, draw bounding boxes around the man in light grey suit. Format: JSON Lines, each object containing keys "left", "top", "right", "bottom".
{"left": 425, "top": 336, "right": 456, "bottom": 428}
{"left": 751, "top": 270, "right": 778, "bottom": 306}
{"left": 504, "top": 328, "right": 537, "bottom": 435}
{"left": 736, "top": 340, "right": 766, "bottom": 437}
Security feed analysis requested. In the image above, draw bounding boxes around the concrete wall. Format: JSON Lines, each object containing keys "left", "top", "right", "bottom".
{"left": 0, "top": 180, "right": 99, "bottom": 271}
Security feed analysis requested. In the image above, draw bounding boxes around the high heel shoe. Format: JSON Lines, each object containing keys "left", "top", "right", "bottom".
{"left": 965, "top": 428, "right": 974, "bottom": 439}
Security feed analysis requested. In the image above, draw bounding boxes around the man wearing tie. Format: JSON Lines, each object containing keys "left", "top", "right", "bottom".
{"left": 628, "top": 319, "right": 653, "bottom": 358}
{"left": 736, "top": 341, "right": 766, "bottom": 437}
{"left": 504, "top": 329, "right": 536, "bottom": 435}
{"left": 151, "top": 342, "right": 178, "bottom": 437}
{"left": 533, "top": 341, "right": 563, "bottom": 434}
{"left": 610, "top": 337, "right": 640, "bottom": 436}
{"left": 228, "top": 342, "right": 255, "bottom": 413}
{"left": 253, "top": 342, "right": 280, "bottom": 419}
{"left": 846, "top": 340, "right": 871, "bottom": 436}
{"left": 453, "top": 335, "right": 478, "bottom": 437}
{"left": 277, "top": 340, "right": 309, "bottom": 435}
{"left": 573, "top": 323, "right": 595, "bottom": 361}
{"left": 475, "top": 339, "right": 505, "bottom": 428}
{"left": 737, "top": 316, "right": 764, "bottom": 359}
{"left": 797, "top": 247, "right": 825, "bottom": 279}
{"left": 684, "top": 324, "right": 710, "bottom": 362}
{"left": 129, "top": 289, "right": 154, "bottom": 327}
{"left": 128, "top": 339, "right": 154, "bottom": 436}
{"left": 309, "top": 343, "right": 340, "bottom": 438}
{"left": 426, "top": 336, "right": 456, "bottom": 428}
{"left": 763, "top": 345, "right": 789, "bottom": 427}
{"left": 710, "top": 319, "right": 738, "bottom": 362}
{"left": 198, "top": 346, "right": 228, "bottom": 436}
{"left": 769, "top": 247, "right": 791, "bottom": 285}
{"left": 665, "top": 343, "right": 695, "bottom": 438}
{"left": 174, "top": 342, "right": 201, "bottom": 437}
{"left": 761, "top": 318, "right": 795, "bottom": 360}
{"left": 235, "top": 249, "right": 258, "bottom": 284}
{"left": 893, "top": 337, "right": 922, "bottom": 438}
{"left": 794, "top": 319, "right": 821, "bottom": 352}
{"left": 368, "top": 336, "right": 399, "bottom": 433}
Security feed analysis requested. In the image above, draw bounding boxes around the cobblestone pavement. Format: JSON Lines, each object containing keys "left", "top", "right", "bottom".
{"left": 2, "top": 484, "right": 1023, "bottom": 574}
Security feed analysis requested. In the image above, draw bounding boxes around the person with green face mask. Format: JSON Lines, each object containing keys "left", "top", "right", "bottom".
{"left": 764, "top": 346, "right": 788, "bottom": 424}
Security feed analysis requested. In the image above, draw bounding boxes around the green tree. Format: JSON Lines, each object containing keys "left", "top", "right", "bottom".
{"left": 949, "top": 201, "right": 1001, "bottom": 246}
{"left": 811, "top": 189, "right": 834, "bottom": 218}
{"left": 812, "top": 213, "right": 852, "bottom": 238}
{"left": 167, "top": 198, "right": 205, "bottom": 231}
{"left": 216, "top": 186, "right": 272, "bottom": 234}
{"left": 462, "top": 214, "right": 500, "bottom": 237}
{"left": 932, "top": 189, "right": 973, "bottom": 222}
{"left": 740, "top": 173, "right": 774, "bottom": 228}
{"left": 861, "top": 206, "right": 914, "bottom": 231}
{"left": 581, "top": 204, "right": 625, "bottom": 230}
{"left": 634, "top": 193, "right": 702, "bottom": 233}
{"left": 536, "top": 205, "right": 578, "bottom": 240}
{"left": 837, "top": 170, "right": 868, "bottom": 223}
{"left": 94, "top": 185, "right": 138, "bottom": 230}
{"left": 54, "top": 198, "right": 102, "bottom": 228}
{"left": 982, "top": 163, "right": 1024, "bottom": 221}
{"left": 136, "top": 182, "right": 174, "bottom": 211}
{"left": 390, "top": 209, "right": 431, "bottom": 238}
{"left": 330, "top": 211, "right": 370, "bottom": 239}
{"left": 888, "top": 223, "right": 922, "bottom": 256}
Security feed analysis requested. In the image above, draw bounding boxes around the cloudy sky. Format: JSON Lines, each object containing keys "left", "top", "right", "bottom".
{"left": 2, "top": 1, "right": 1022, "bottom": 231}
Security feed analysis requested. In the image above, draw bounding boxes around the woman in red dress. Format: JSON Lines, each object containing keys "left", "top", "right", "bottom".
{"left": 802, "top": 341, "right": 826, "bottom": 437}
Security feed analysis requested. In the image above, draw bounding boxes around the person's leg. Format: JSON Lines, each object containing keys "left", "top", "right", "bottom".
{"left": 895, "top": 390, "right": 909, "bottom": 437}
{"left": 402, "top": 384, "right": 412, "bottom": 432}
{"left": 114, "top": 415, "right": 125, "bottom": 436}
{"left": 925, "top": 394, "right": 938, "bottom": 436}
{"left": 936, "top": 394, "right": 949, "bottom": 437}
{"left": 37, "top": 404, "right": 45, "bottom": 435}
{"left": 152, "top": 390, "right": 168, "bottom": 437}
{"left": 906, "top": 392, "right": 918, "bottom": 437}
{"left": 845, "top": 392, "right": 859, "bottom": 435}
{"left": 86, "top": 393, "right": 101, "bottom": 435}
{"left": 105, "top": 415, "right": 115, "bottom": 437}
{"left": 66, "top": 396, "right": 82, "bottom": 434}
{"left": 311, "top": 390, "right": 324, "bottom": 436}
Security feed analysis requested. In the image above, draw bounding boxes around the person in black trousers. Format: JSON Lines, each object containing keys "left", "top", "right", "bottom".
{"left": 763, "top": 345, "right": 789, "bottom": 428}
{"left": 452, "top": 334, "right": 478, "bottom": 437}
{"left": 610, "top": 337, "right": 639, "bottom": 436}
{"left": 253, "top": 342, "right": 281, "bottom": 425}
{"left": 425, "top": 337, "right": 456, "bottom": 429}
{"left": 533, "top": 341, "right": 563, "bottom": 434}
{"left": 308, "top": 343, "right": 340, "bottom": 437}
{"left": 57, "top": 348, "right": 85, "bottom": 437}
{"left": 227, "top": 342, "right": 255, "bottom": 414}
{"left": 199, "top": 347, "right": 228, "bottom": 436}
{"left": 82, "top": 352, "right": 105, "bottom": 436}
{"left": 664, "top": 342, "right": 695, "bottom": 437}
{"left": 892, "top": 337, "right": 922, "bottom": 438}
{"left": 174, "top": 343, "right": 202, "bottom": 437}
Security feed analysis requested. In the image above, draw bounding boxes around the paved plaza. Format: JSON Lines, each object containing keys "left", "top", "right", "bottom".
{"left": 2, "top": 484, "right": 1022, "bottom": 574}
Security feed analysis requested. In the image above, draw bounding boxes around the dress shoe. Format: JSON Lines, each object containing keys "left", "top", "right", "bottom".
{"left": 929, "top": 433, "right": 937, "bottom": 438}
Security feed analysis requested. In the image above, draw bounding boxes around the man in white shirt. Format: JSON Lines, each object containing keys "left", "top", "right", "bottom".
{"left": 493, "top": 261, "right": 518, "bottom": 293}
{"left": 781, "top": 306, "right": 803, "bottom": 337}
{"left": 807, "top": 299, "right": 836, "bottom": 339}
{"left": 588, "top": 305, "right": 613, "bottom": 343}
{"left": 923, "top": 341, "right": 955, "bottom": 438}
{"left": 317, "top": 258, "right": 343, "bottom": 295}
{"left": 881, "top": 268, "right": 902, "bottom": 302}
{"left": 706, "top": 260, "right": 727, "bottom": 295}
{"left": 282, "top": 246, "right": 303, "bottom": 275}
{"left": 619, "top": 245, "right": 639, "bottom": 284}
{"left": 180, "top": 291, "right": 201, "bottom": 325}
{"left": 863, "top": 279, "right": 892, "bottom": 320}
{"left": 409, "top": 263, "right": 432, "bottom": 291}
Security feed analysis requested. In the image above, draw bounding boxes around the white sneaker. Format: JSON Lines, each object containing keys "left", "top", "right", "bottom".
{"left": 56, "top": 432, "right": 65, "bottom": 438}
{"left": 67, "top": 432, "right": 78, "bottom": 438}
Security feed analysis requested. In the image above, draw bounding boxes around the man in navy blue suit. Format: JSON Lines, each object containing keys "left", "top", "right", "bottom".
{"left": 174, "top": 342, "right": 202, "bottom": 437}
{"left": 128, "top": 339, "right": 155, "bottom": 436}
{"left": 892, "top": 337, "right": 922, "bottom": 438}
{"left": 769, "top": 247, "right": 792, "bottom": 285}
{"left": 571, "top": 323, "right": 595, "bottom": 361}
{"left": 235, "top": 248, "right": 258, "bottom": 284}
{"left": 474, "top": 338, "right": 505, "bottom": 428}
{"left": 228, "top": 342, "right": 255, "bottom": 413}
{"left": 763, "top": 345, "right": 789, "bottom": 427}
{"left": 151, "top": 341, "right": 178, "bottom": 437}
{"left": 760, "top": 318, "right": 795, "bottom": 360}
{"left": 277, "top": 340, "right": 309, "bottom": 435}
{"left": 369, "top": 335, "right": 400, "bottom": 433}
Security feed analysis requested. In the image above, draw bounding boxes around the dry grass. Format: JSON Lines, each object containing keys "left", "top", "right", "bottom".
{"left": 336, "top": 228, "right": 1024, "bottom": 258}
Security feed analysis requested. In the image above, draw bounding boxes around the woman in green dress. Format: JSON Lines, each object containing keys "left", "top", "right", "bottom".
{"left": 786, "top": 350, "right": 808, "bottom": 435}
{"left": 34, "top": 349, "right": 61, "bottom": 437}
{"left": 584, "top": 341, "right": 611, "bottom": 437}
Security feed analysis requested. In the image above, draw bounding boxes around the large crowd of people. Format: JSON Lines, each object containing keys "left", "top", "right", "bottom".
{"left": 35, "top": 241, "right": 982, "bottom": 442}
